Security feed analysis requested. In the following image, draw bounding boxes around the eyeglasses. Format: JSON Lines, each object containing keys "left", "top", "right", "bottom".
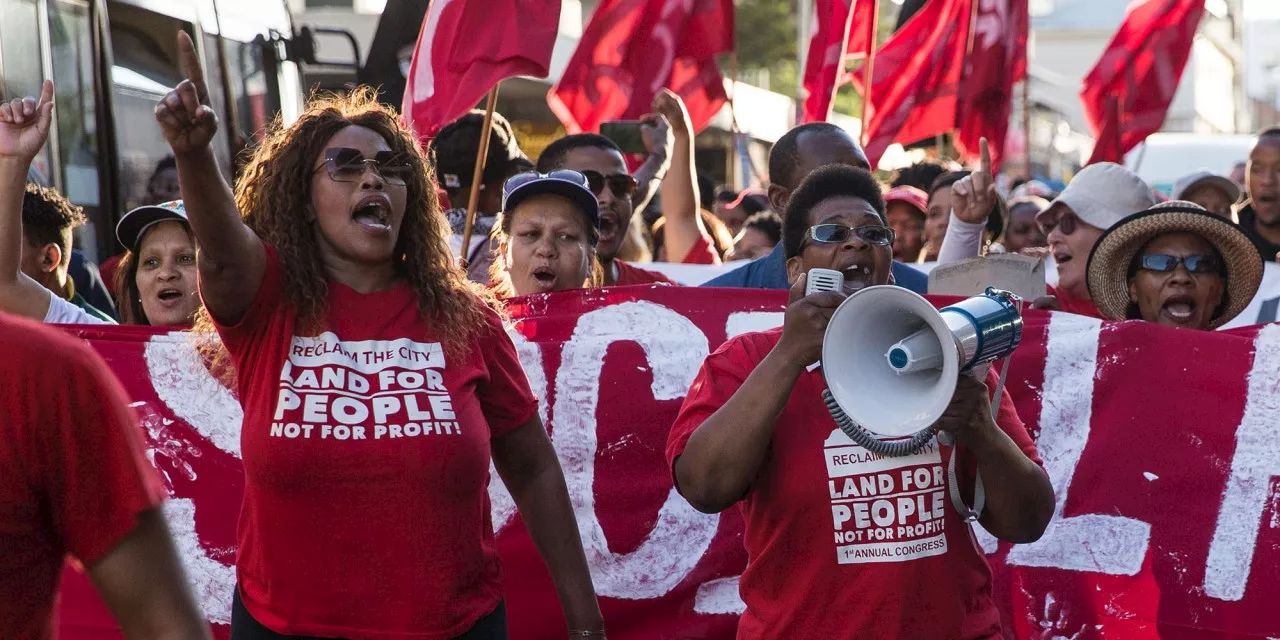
{"left": 1037, "top": 210, "right": 1078, "bottom": 236}
{"left": 579, "top": 169, "right": 638, "bottom": 198}
{"left": 316, "top": 148, "right": 412, "bottom": 185}
{"left": 1139, "top": 253, "right": 1222, "bottom": 274}
{"left": 503, "top": 170, "right": 591, "bottom": 198}
{"left": 805, "top": 223, "right": 896, "bottom": 247}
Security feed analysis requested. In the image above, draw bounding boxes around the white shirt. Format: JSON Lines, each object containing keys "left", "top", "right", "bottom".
{"left": 43, "top": 288, "right": 110, "bottom": 325}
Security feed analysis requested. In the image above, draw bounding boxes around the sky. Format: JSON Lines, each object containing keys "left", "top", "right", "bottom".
{"left": 1247, "top": 0, "right": 1280, "bottom": 20}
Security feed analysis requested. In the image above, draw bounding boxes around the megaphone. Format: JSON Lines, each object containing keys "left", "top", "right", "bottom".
{"left": 821, "top": 285, "right": 1023, "bottom": 444}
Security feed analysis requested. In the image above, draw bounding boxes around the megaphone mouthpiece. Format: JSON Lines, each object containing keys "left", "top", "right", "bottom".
{"left": 886, "top": 328, "right": 945, "bottom": 375}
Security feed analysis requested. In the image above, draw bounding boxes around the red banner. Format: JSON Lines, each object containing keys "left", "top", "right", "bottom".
{"left": 548, "top": 0, "right": 732, "bottom": 135}
{"left": 954, "top": 0, "right": 1029, "bottom": 171}
{"left": 800, "top": 0, "right": 875, "bottom": 124}
{"left": 57, "top": 287, "right": 1280, "bottom": 639}
{"left": 1081, "top": 0, "right": 1206, "bottom": 165}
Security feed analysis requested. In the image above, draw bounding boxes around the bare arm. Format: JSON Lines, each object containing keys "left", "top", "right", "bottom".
{"left": 155, "top": 32, "right": 264, "bottom": 325}
{"left": 652, "top": 90, "right": 705, "bottom": 263}
{"left": 491, "top": 417, "right": 603, "bottom": 635}
{"left": 938, "top": 375, "right": 1054, "bottom": 543}
{"left": 631, "top": 114, "right": 672, "bottom": 214}
{"left": 0, "top": 81, "right": 61, "bottom": 320}
{"left": 87, "top": 508, "right": 212, "bottom": 640}
{"left": 675, "top": 275, "right": 843, "bottom": 513}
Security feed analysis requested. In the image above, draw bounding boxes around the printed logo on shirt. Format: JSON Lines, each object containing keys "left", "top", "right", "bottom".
{"left": 268, "top": 332, "right": 460, "bottom": 441}
{"left": 824, "top": 429, "right": 948, "bottom": 564}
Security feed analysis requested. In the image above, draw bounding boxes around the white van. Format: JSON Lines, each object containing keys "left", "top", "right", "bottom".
{"left": 1123, "top": 133, "right": 1254, "bottom": 196}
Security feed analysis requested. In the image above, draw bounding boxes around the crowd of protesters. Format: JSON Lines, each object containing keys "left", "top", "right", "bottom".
{"left": 2, "top": 23, "right": 1279, "bottom": 640}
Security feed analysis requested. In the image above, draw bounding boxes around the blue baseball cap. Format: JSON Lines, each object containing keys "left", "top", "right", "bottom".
{"left": 501, "top": 170, "right": 600, "bottom": 230}
{"left": 116, "top": 200, "right": 189, "bottom": 250}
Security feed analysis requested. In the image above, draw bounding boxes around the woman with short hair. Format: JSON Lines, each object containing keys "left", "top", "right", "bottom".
{"left": 489, "top": 170, "right": 604, "bottom": 297}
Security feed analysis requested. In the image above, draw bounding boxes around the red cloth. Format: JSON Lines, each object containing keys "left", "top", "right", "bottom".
{"left": 1047, "top": 284, "right": 1104, "bottom": 319}
{"left": 853, "top": 0, "right": 974, "bottom": 168}
{"left": 0, "top": 312, "right": 164, "bottom": 640}
{"left": 954, "top": 0, "right": 1029, "bottom": 171}
{"left": 666, "top": 327, "right": 1042, "bottom": 639}
{"left": 209, "top": 246, "right": 537, "bottom": 638}
{"left": 1082, "top": 0, "right": 1206, "bottom": 165}
{"left": 612, "top": 260, "right": 678, "bottom": 286}
{"left": 548, "top": 0, "right": 733, "bottom": 134}
{"left": 680, "top": 234, "right": 722, "bottom": 265}
{"left": 99, "top": 254, "right": 122, "bottom": 296}
{"left": 800, "top": 0, "right": 874, "bottom": 123}
{"left": 401, "top": 0, "right": 560, "bottom": 138}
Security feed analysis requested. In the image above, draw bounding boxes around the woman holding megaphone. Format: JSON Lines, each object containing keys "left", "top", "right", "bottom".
{"left": 667, "top": 164, "right": 1053, "bottom": 639}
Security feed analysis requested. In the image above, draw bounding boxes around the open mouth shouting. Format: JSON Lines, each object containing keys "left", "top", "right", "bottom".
{"left": 156, "top": 287, "right": 185, "bottom": 307}
{"left": 352, "top": 194, "right": 393, "bottom": 234}
{"left": 1158, "top": 292, "right": 1200, "bottom": 326}
{"left": 530, "top": 265, "right": 559, "bottom": 292}
{"left": 597, "top": 210, "right": 620, "bottom": 249}
{"left": 838, "top": 261, "right": 876, "bottom": 294}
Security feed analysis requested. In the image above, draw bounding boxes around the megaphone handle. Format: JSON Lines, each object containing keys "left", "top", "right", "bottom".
{"left": 946, "top": 354, "right": 1008, "bottom": 524}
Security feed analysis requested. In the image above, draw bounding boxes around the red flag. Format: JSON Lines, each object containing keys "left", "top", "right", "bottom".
{"left": 954, "top": 0, "right": 1030, "bottom": 171}
{"left": 1081, "top": 0, "right": 1206, "bottom": 165}
{"left": 401, "top": 0, "right": 560, "bottom": 138}
{"left": 800, "top": 0, "right": 876, "bottom": 123}
{"left": 548, "top": 0, "right": 734, "bottom": 134}
{"left": 853, "top": 0, "right": 973, "bottom": 168}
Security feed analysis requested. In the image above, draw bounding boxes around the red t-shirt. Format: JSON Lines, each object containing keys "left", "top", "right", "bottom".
{"left": 1046, "top": 284, "right": 1103, "bottom": 319}
{"left": 613, "top": 259, "right": 677, "bottom": 286}
{"left": 211, "top": 246, "right": 538, "bottom": 639}
{"left": 0, "top": 312, "right": 165, "bottom": 640}
{"left": 666, "top": 328, "right": 1043, "bottom": 640}
{"left": 680, "top": 233, "right": 723, "bottom": 265}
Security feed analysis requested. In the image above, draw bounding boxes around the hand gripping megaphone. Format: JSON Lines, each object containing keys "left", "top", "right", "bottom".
{"left": 820, "top": 285, "right": 1023, "bottom": 454}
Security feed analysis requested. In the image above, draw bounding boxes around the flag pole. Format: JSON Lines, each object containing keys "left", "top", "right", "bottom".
{"left": 726, "top": 51, "right": 767, "bottom": 186}
{"left": 460, "top": 84, "right": 501, "bottom": 268}
{"left": 859, "top": 0, "right": 880, "bottom": 147}
{"left": 1022, "top": 77, "right": 1032, "bottom": 180}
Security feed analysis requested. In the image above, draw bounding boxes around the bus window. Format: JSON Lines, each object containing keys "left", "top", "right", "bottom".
{"left": 48, "top": 0, "right": 103, "bottom": 239}
{"left": 202, "top": 33, "right": 270, "bottom": 179}
{"left": 0, "top": 0, "right": 54, "bottom": 184}
{"left": 105, "top": 1, "right": 190, "bottom": 216}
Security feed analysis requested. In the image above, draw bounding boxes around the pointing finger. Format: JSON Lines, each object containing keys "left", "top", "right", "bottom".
{"left": 177, "top": 81, "right": 201, "bottom": 123}
{"left": 37, "top": 79, "right": 53, "bottom": 112}
{"left": 177, "top": 31, "right": 210, "bottom": 104}
{"left": 979, "top": 137, "right": 991, "bottom": 176}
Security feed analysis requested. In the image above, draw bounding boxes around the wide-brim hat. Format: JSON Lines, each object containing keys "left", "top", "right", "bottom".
{"left": 116, "top": 200, "right": 189, "bottom": 251}
{"left": 1086, "top": 201, "right": 1263, "bottom": 329}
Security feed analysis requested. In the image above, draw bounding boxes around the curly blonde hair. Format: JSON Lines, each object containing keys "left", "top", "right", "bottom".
{"left": 195, "top": 88, "right": 495, "bottom": 363}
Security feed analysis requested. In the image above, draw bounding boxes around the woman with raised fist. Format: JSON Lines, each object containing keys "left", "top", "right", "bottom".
{"left": 154, "top": 31, "right": 602, "bottom": 640}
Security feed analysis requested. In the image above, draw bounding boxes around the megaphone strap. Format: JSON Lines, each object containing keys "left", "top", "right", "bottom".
{"left": 946, "top": 354, "right": 1010, "bottom": 524}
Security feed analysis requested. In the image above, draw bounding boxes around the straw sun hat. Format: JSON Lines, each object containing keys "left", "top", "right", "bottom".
{"left": 1086, "top": 201, "right": 1263, "bottom": 329}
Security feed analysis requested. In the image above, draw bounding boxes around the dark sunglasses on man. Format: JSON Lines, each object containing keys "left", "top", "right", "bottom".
{"left": 316, "top": 147, "right": 413, "bottom": 185}
{"left": 803, "top": 223, "right": 896, "bottom": 247}
{"left": 1138, "top": 253, "right": 1222, "bottom": 275}
{"left": 577, "top": 169, "right": 638, "bottom": 198}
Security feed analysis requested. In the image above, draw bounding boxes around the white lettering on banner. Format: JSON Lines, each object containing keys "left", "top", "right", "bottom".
{"left": 553, "top": 301, "right": 718, "bottom": 599}
{"left": 144, "top": 332, "right": 243, "bottom": 458}
{"left": 1005, "top": 313, "right": 1152, "bottom": 575}
{"left": 164, "top": 498, "right": 235, "bottom": 624}
{"left": 825, "top": 429, "right": 948, "bottom": 564}
{"left": 488, "top": 327, "right": 549, "bottom": 534}
{"left": 1205, "top": 323, "right": 1280, "bottom": 601}
{"left": 694, "top": 576, "right": 745, "bottom": 615}
{"left": 724, "top": 312, "right": 784, "bottom": 340}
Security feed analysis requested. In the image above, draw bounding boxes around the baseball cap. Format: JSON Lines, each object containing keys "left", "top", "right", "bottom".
{"left": 1041, "top": 162, "right": 1156, "bottom": 232}
{"left": 116, "top": 200, "right": 189, "bottom": 250}
{"left": 433, "top": 110, "right": 528, "bottom": 189}
{"left": 1172, "top": 170, "right": 1241, "bottom": 203}
{"left": 884, "top": 186, "right": 928, "bottom": 215}
{"left": 501, "top": 171, "right": 600, "bottom": 230}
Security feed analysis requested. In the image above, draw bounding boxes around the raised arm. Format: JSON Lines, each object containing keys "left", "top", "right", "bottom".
{"left": 155, "top": 31, "right": 265, "bottom": 325}
{"left": 651, "top": 90, "right": 708, "bottom": 263}
{"left": 631, "top": 113, "right": 672, "bottom": 214}
{"left": 0, "top": 80, "right": 67, "bottom": 320}
{"left": 938, "top": 138, "right": 1004, "bottom": 265}
{"left": 674, "top": 276, "right": 844, "bottom": 513}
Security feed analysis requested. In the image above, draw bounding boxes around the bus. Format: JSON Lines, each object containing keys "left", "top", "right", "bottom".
{"left": 0, "top": 0, "right": 311, "bottom": 261}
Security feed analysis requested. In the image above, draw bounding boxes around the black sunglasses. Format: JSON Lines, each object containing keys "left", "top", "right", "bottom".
{"left": 1140, "top": 253, "right": 1221, "bottom": 274}
{"left": 1037, "top": 210, "right": 1078, "bottom": 236}
{"left": 805, "top": 223, "right": 896, "bottom": 247}
{"left": 316, "top": 148, "right": 412, "bottom": 185}
{"left": 502, "top": 170, "right": 591, "bottom": 198}
{"left": 579, "top": 169, "right": 638, "bottom": 198}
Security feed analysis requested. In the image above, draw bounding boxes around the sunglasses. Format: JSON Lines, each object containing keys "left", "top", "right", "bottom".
{"left": 1037, "top": 210, "right": 1077, "bottom": 236}
{"left": 579, "top": 169, "right": 638, "bottom": 198}
{"left": 805, "top": 223, "right": 896, "bottom": 247}
{"left": 316, "top": 148, "right": 412, "bottom": 185}
{"left": 1139, "top": 253, "right": 1221, "bottom": 274}
{"left": 503, "top": 170, "right": 591, "bottom": 198}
